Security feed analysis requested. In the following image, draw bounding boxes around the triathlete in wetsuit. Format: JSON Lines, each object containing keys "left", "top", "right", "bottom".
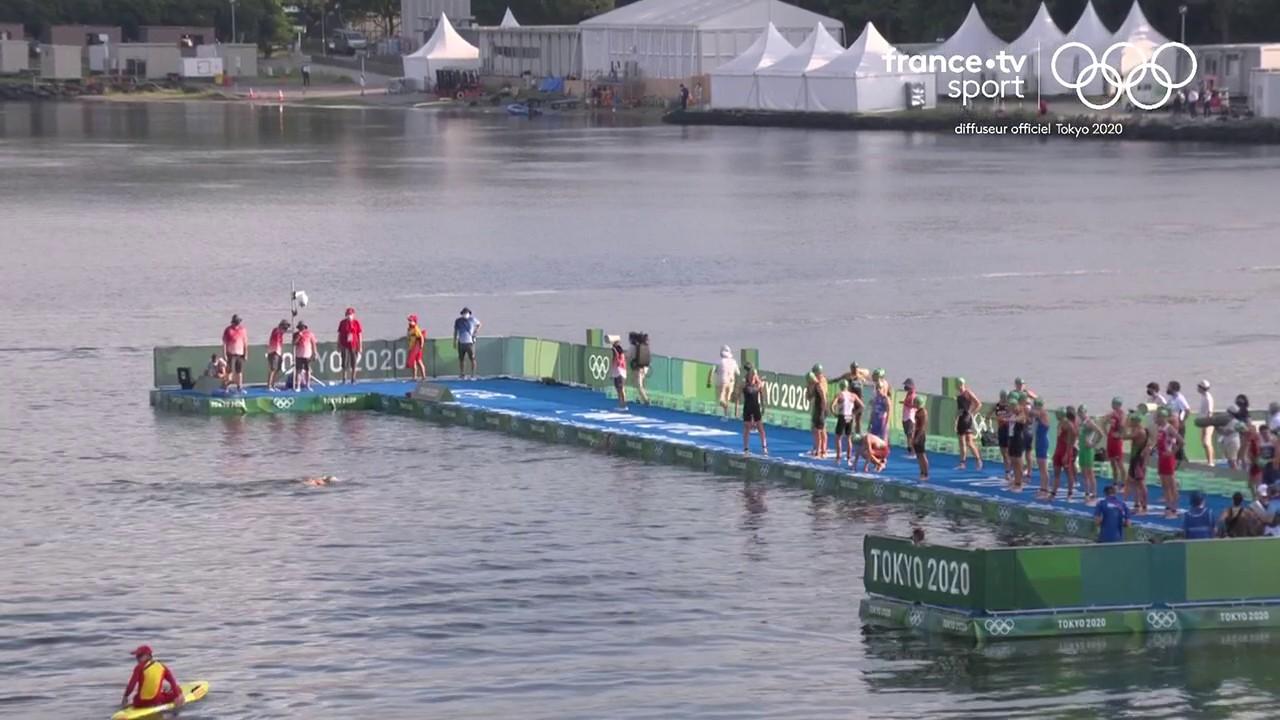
{"left": 1007, "top": 392, "right": 1027, "bottom": 491}
{"left": 1127, "top": 415, "right": 1150, "bottom": 514}
{"left": 741, "top": 365, "right": 767, "bottom": 455}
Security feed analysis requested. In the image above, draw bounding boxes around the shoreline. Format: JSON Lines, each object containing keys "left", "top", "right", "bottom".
{"left": 663, "top": 107, "right": 1280, "bottom": 145}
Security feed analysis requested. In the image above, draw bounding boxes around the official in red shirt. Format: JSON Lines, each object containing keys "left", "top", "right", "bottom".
{"left": 266, "top": 319, "right": 289, "bottom": 391}
{"left": 221, "top": 314, "right": 248, "bottom": 393}
{"left": 122, "top": 645, "right": 184, "bottom": 710}
{"left": 337, "top": 307, "right": 363, "bottom": 384}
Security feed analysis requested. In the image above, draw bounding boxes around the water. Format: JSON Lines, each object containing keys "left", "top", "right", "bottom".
{"left": 2, "top": 101, "right": 1279, "bottom": 719}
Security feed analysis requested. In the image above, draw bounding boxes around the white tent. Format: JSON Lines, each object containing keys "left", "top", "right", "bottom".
{"left": 928, "top": 4, "right": 1005, "bottom": 95}
{"left": 499, "top": 8, "right": 520, "bottom": 28}
{"left": 581, "top": 0, "right": 841, "bottom": 80}
{"left": 710, "top": 23, "right": 795, "bottom": 109}
{"left": 1002, "top": 3, "right": 1068, "bottom": 95}
{"left": 1054, "top": 0, "right": 1113, "bottom": 96}
{"left": 402, "top": 13, "right": 480, "bottom": 90}
{"left": 803, "top": 22, "right": 936, "bottom": 113}
{"left": 1108, "top": 0, "right": 1179, "bottom": 96}
{"left": 755, "top": 22, "right": 844, "bottom": 110}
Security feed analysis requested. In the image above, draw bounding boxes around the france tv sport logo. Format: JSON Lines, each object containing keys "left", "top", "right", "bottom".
{"left": 1050, "top": 41, "right": 1197, "bottom": 111}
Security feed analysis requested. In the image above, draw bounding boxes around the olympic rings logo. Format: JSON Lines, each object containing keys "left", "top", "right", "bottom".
{"left": 759, "top": 464, "right": 772, "bottom": 479}
{"left": 1050, "top": 41, "right": 1197, "bottom": 111}
{"left": 907, "top": 609, "right": 925, "bottom": 627}
{"left": 873, "top": 483, "right": 885, "bottom": 498}
{"left": 1065, "top": 518, "right": 1080, "bottom": 534}
{"left": 984, "top": 618, "right": 1015, "bottom": 636}
{"left": 997, "top": 505, "right": 1013, "bottom": 522}
{"left": 588, "top": 354, "right": 609, "bottom": 381}
{"left": 273, "top": 397, "right": 295, "bottom": 409}
{"left": 1146, "top": 610, "right": 1178, "bottom": 630}
{"left": 934, "top": 495, "right": 947, "bottom": 510}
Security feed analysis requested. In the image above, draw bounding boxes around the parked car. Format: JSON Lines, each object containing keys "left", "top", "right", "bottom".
{"left": 327, "top": 30, "right": 367, "bottom": 56}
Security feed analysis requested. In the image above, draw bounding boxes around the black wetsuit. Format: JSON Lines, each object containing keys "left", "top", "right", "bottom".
{"left": 743, "top": 380, "right": 762, "bottom": 423}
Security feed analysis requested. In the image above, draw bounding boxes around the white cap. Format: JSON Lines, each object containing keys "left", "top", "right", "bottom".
{"left": 605, "top": 334, "right": 620, "bottom": 345}
{"left": 1259, "top": 485, "right": 1270, "bottom": 497}
{"left": 1197, "top": 379, "right": 1211, "bottom": 390}
{"left": 720, "top": 345, "right": 732, "bottom": 358}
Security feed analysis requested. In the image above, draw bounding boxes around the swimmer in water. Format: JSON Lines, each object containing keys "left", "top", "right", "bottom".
{"left": 302, "top": 475, "right": 338, "bottom": 487}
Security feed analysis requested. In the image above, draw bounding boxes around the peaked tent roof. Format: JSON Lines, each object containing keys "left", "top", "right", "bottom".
{"left": 1112, "top": 0, "right": 1170, "bottom": 44}
{"left": 407, "top": 12, "right": 479, "bottom": 60}
{"left": 582, "top": 0, "right": 840, "bottom": 33}
{"left": 807, "top": 22, "right": 900, "bottom": 78}
{"left": 1064, "top": 0, "right": 1112, "bottom": 49}
{"left": 1007, "top": 2, "right": 1066, "bottom": 55}
{"left": 931, "top": 4, "right": 1004, "bottom": 59}
{"left": 712, "top": 22, "right": 796, "bottom": 75}
{"left": 757, "top": 22, "right": 844, "bottom": 76}
{"left": 499, "top": 8, "right": 520, "bottom": 28}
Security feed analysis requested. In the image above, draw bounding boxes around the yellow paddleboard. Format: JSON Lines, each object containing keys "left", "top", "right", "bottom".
{"left": 112, "top": 681, "right": 209, "bottom": 720}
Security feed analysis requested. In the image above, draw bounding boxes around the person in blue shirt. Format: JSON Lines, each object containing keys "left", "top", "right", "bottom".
{"left": 1182, "top": 490, "right": 1215, "bottom": 539}
{"left": 452, "top": 307, "right": 482, "bottom": 379}
{"left": 1095, "top": 484, "right": 1130, "bottom": 543}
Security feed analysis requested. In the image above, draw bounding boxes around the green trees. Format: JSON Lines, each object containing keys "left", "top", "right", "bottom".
{"left": 0, "top": 0, "right": 291, "bottom": 49}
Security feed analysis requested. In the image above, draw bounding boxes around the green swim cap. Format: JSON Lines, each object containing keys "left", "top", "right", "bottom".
{"left": 812, "top": 363, "right": 823, "bottom": 374}
{"left": 1077, "top": 404, "right": 1087, "bottom": 415}
{"left": 957, "top": 377, "right": 967, "bottom": 386}
{"left": 1033, "top": 398, "right": 1045, "bottom": 408}
{"left": 850, "top": 433, "right": 863, "bottom": 444}
{"left": 1157, "top": 407, "right": 1171, "bottom": 418}
{"left": 1128, "top": 412, "right": 1141, "bottom": 423}
{"left": 1054, "top": 408, "right": 1065, "bottom": 419}
{"left": 1112, "top": 396, "right": 1124, "bottom": 407}
{"left": 839, "top": 380, "right": 849, "bottom": 391}
{"left": 872, "top": 368, "right": 884, "bottom": 378}
{"left": 806, "top": 372, "right": 816, "bottom": 383}
{"left": 1014, "top": 376, "right": 1025, "bottom": 385}
{"left": 1007, "top": 391, "right": 1020, "bottom": 402}
{"left": 1138, "top": 404, "right": 1149, "bottom": 415}
{"left": 914, "top": 396, "right": 925, "bottom": 408}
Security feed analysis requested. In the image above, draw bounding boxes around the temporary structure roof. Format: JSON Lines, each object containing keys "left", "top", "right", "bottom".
{"left": 499, "top": 8, "right": 520, "bottom": 28}
{"left": 1056, "top": 0, "right": 1114, "bottom": 95}
{"left": 402, "top": 13, "right": 480, "bottom": 89}
{"left": 1112, "top": 0, "right": 1170, "bottom": 45}
{"left": 582, "top": 0, "right": 838, "bottom": 31}
{"left": 1004, "top": 2, "right": 1068, "bottom": 95}
{"left": 803, "top": 22, "right": 936, "bottom": 113}
{"left": 755, "top": 22, "right": 844, "bottom": 109}
{"left": 808, "top": 21, "right": 899, "bottom": 78}
{"left": 928, "top": 4, "right": 1005, "bottom": 93}
{"left": 709, "top": 22, "right": 795, "bottom": 108}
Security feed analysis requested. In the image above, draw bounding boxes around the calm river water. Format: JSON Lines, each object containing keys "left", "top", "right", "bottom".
{"left": 2, "top": 101, "right": 1279, "bottom": 719}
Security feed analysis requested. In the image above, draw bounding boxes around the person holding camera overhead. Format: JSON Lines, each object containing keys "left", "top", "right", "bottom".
{"left": 628, "top": 332, "right": 651, "bottom": 406}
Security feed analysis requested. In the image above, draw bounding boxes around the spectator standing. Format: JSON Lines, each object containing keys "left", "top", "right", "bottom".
{"left": 1197, "top": 380, "right": 1214, "bottom": 465}
{"left": 1094, "top": 485, "right": 1130, "bottom": 543}
{"left": 266, "top": 319, "right": 289, "bottom": 390}
{"left": 221, "top": 314, "right": 248, "bottom": 393}
{"left": 301, "top": 62, "right": 311, "bottom": 88}
{"left": 1229, "top": 394, "right": 1252, "bottom": 466}
{"left": 1182, "top": 491, "right": 1214, "bottom": 539}
{"left": 678, "top": 83, "right": 689, "bottom": 110}
{"left": 1248, "top": 485, "right": 1278, "bottom": 536}
{"left": 337, "top": 307, "right": 363, "bottom": 384}
{"left": 453, "top": 307, "right": 481, "bottom": 379}
{"left": 1145, "top": 382, "right": 1168, "bottom": 409}
{"left": 406, "top": 315, "right": 427, "bottom": 380}
{"left": 707, "top": 346, "right": 739, "bottom": 420}
{"left": 628, "top": 332, "right": 651, "bottom": 406}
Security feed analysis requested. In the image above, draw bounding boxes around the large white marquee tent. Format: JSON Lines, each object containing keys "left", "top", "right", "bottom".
{"left": 1109, "top": 0, "right": 1178, "bottom": 86}
{"left": 927, "top": 4, "right": 1005, "bottom": 94}
{"left": 580, "top": 0, "right": 842, "bottom": 80}
{"left": 1001, "top": 2, "right": 1067, "bottom": 95}
{"left": 802, "top": 22, "right": 936, "bottom": 113}
{"left": 402, "top": 12, "right": 480, "bottom": 89}
{"left": 709, "top": 22, "right": 795, "bottom": 109}
{"left": 755, "top": 23, "right": 845, "bottom": 110}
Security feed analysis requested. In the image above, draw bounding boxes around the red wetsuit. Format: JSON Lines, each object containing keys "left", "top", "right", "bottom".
{"left": 1156, "top": 426, "right": 1178, "bottom": 476}
{"left": 1053, "top": 422, "right": 1076, "bottom": 468}
{"left": 1106, "top": 409, "right": 1125, "bottom": 459}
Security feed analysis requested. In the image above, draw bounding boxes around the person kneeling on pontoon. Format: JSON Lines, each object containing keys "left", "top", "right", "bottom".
{"left": 853, "top": 433, "right": 889, "bottom": 473}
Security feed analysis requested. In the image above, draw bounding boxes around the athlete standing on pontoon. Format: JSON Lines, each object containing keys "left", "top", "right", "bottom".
{"left": 955, "top": 378, "right": 983, "bottom": 472}
{"left": 741, "top": 363, "right": 768, "bottom": 455}
{"left": 911, "top": 396, "right": 929, "bottom": 481}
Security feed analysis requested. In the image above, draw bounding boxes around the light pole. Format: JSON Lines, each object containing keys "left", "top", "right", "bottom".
{"left": 230, "top": 0, "right": 238, "bottom": 44}
{"left": 1179, "top": 5, "right": 1187, "bottom": 45}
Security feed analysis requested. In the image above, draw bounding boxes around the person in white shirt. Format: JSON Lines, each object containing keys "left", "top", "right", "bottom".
{"left": 707, "top": 345, "right": 740, "bottom": 419}
{"left": 1270, "top": 402, "right": 1280, "bottom": 435}
{"left": 1197, "top": 380, "right": 1215, "bottom": 465}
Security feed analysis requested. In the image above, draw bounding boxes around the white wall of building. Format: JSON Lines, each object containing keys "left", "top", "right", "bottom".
{"left": 401, "top": 0, "right": 473, "bottom": 43}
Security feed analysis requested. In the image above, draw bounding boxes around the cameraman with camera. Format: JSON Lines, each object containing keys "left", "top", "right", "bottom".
{"left": 628, "top": 332, "right": 651, "bottom": 406}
